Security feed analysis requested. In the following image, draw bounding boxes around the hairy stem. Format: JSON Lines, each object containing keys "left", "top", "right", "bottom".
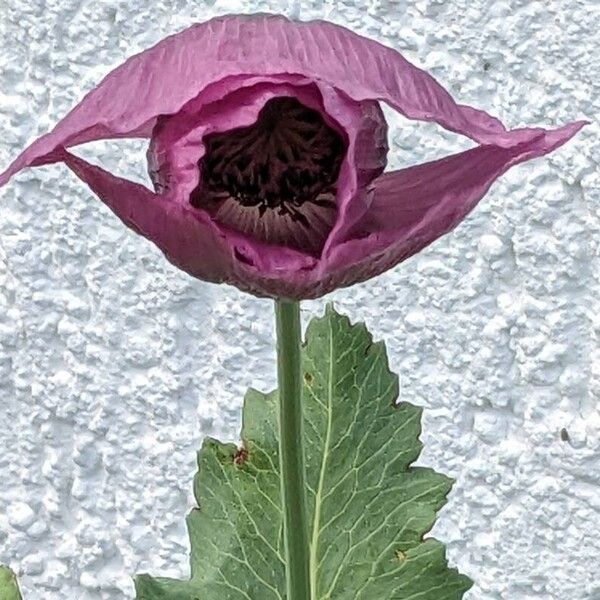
{"left": 275, "top": 299, "right": 311, "bottom": 600}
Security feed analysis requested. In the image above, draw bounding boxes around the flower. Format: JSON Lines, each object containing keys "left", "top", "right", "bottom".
{"left": 0, "top": 14, "right": 586, "bottom": 299}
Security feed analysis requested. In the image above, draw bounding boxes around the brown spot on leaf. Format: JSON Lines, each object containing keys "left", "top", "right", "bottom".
{"left": 234, "top": 446, "right": 249, "bottom": 466}
{"left": 304, "top": 372, "right": 313, "bottom": 385}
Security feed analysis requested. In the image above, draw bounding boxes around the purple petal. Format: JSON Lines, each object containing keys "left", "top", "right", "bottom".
{"left": 318, "top": 121, "right": 587, "bottom": 294}
{"left": 56, "top": 150, "right": 318, "bottom": 296}
{"left": 57, "top": 150, "right": 237, "bottom": 283}
{"left": 2, "top": 13, "right": 508, "bottom": 186}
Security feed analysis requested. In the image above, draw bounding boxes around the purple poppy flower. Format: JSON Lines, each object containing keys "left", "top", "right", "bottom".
{"left": 0, "top": 14, "right": 585, "bottom": 299}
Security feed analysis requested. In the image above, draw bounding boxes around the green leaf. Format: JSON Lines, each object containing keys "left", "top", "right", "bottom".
{"left": 135, "top": 306, "right": 472, "bottom": 599}
{"left": 0, "top": 566, "right": 22, "bottom": 600}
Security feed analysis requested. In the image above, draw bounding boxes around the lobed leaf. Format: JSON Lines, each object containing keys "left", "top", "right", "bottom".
{"left": 135, "top": 306, "right": 472, "bottom": 599}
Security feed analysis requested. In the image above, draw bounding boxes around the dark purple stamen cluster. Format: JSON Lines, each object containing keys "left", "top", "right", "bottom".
{"left": 190, "top": 97, "right": 345, "bottom": 253}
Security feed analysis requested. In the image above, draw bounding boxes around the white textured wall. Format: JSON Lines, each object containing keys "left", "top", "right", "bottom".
{"left": 0, "top": 0, "right": 598, "bottom": 598}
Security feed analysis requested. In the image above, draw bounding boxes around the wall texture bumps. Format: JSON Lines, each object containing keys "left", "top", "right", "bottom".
{"left": 0, "top": 0, "right": 598, "bottom": 598}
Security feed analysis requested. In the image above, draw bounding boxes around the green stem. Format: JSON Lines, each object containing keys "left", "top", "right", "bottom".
{"left": 275, "top": 299, "right": 311, "bottom": 600}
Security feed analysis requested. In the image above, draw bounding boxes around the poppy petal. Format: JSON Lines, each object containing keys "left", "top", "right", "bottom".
{"left": 2, "top": 13, "right": 513, "bottom": 187}
{"left": 319, "top": 121, "right": 587, "bottom": 293}
{"left": 57, "top": 150, "right": 238, "bottom": 283}
{"left": 58, "top": 149, "right": 317, "bottom": 296}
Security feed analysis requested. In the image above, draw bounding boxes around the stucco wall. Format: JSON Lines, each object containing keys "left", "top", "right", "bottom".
{"left": 0, "top": 1, "right": 598, "bottom": 598}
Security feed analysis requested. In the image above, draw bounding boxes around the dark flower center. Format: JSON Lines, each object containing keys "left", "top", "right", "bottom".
{"left": 190, "top": 97, "right": 345, "bottom": 255}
